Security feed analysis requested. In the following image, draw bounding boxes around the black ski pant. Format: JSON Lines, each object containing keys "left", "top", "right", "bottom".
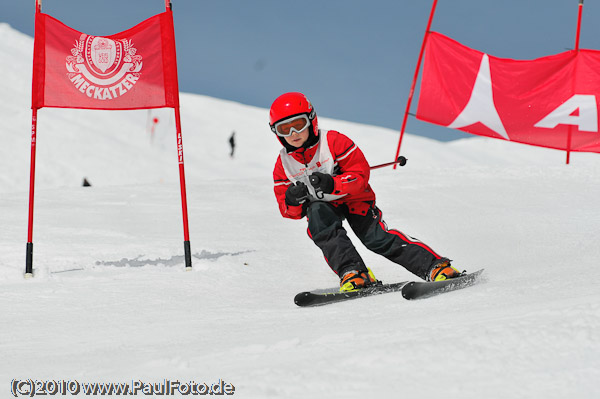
{"left": 306, "top": 201, "right": 442, "bottom": 280}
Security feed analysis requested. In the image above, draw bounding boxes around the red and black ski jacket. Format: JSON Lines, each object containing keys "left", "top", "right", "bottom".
{"left": 273, "top": 130, "right": 376, "bottom": 220}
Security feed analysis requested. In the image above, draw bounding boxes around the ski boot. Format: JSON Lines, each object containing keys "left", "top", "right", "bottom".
{"left": 428, "top": 258, "right": 462, "bottom": 282}
{"left": 340, "top": 268, "right": 377, "bottom": 292}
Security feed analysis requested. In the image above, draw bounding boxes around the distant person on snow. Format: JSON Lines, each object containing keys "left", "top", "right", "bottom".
{"left": 270, "top": 92, "right": 463, "bottom": 292}
{"left": 229, "top": 131, "right": 236, "bottom": 158}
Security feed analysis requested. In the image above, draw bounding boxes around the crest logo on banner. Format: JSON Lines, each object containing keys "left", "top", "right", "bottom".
{"left": 66, "top": 34, "right": 143, "bottom": 100}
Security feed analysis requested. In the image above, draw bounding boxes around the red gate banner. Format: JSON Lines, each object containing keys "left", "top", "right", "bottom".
{"left": 416, "top": 32, "right": 600, "bottom": 153}
{"left": 32, "top": 11, "right": 179, "bottom": 110}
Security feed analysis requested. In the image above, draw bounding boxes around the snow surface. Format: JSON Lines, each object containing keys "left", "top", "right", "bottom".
{"left": 1, "top": 22, "right": 600, "bottom": 398}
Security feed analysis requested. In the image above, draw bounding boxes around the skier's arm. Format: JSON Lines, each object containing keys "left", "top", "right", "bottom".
{"left": 327, "top": 131, "right": 370, "bottom": 197}
{"left": 273, "top": 158, "right": 304, "bottom": 220}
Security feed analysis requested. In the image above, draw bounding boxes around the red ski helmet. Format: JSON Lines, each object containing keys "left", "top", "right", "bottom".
{"left": 269, "top": 92, "right": 319, "bottom": 139}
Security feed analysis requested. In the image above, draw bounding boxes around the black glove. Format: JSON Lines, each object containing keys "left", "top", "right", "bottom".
{"left": 309, "top": 172, "right": 334, "bottom": 195}
{"left": 285, "top": 182, "right": 309, "bottom": 206}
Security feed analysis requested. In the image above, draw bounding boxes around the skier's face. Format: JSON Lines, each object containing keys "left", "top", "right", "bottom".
{"left": 283, "top": 129, "right": 310, "bottom": 148}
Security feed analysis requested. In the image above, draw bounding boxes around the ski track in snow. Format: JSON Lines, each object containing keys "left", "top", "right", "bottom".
{"left": 1, "top": 23, "right": 600, "bottom": 398}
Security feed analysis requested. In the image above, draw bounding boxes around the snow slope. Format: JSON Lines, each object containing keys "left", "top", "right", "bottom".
{"left": 1, "top": 22, "right": 600, "bottom": 398}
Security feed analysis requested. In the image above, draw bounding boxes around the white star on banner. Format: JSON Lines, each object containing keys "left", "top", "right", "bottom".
{"left": 448, "top": 54, "right": 509, "bottom": 140}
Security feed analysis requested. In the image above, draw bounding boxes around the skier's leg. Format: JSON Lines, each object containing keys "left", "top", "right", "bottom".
{"left": 348, "top": 203, "right": 442, "bottom": 280}
{"left": 306, "top": 201, "right": 367, "bottom": 276}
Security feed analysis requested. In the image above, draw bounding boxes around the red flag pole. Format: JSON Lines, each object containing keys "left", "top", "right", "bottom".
{"left": 393, "top": 0, "right": 438, "bottom": 169}
{"left": 26, "top": 109, "right": 38, "bottom": 278}
{"left": 166, "top": 0, "right": 192, "bottom": 270}
{"left": 175, "top": 107, "right": 192, "bottom": 271}
{"left": 26, "top": 0, "right": 42, "bottom": 277}
{"left": 566, "top": 0, "right": 584, "bottom": 165}
{"left": 574, "top": 0, "right": 584, "bottom": 53}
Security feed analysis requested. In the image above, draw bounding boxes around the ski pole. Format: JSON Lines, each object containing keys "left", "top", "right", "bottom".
{"left": 370, "top": 156, "right": 407, "bottom": 170}
{"left": 299, "top": 157, "right": 407, "bottom": 203}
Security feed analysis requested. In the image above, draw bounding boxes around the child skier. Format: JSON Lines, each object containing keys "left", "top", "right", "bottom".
{"left": 270, "top": 92, "right": 462, "bottom": 291}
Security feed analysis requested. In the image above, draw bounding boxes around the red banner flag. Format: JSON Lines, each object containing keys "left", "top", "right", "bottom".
{"left": 32, "top": 11, "right": 179, "bottom": 110}
{"left": 416, "top": 32, "right": 600, "bottom": 153}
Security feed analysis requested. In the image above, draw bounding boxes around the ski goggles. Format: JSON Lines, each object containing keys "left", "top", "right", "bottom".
{"left": 271, "top": 114, "right": 310, "bottom": 137}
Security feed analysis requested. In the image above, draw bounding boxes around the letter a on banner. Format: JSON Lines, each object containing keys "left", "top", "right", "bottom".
{"left": 26, "top": 0, "right": 192, "bottom": 277}
{"left": 535, "top": 94, "right": 598, "bottom": 132}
